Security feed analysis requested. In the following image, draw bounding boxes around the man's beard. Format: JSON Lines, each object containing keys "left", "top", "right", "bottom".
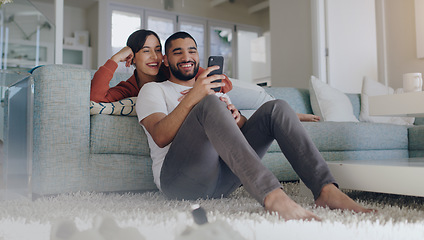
{"left": 169, "top": 61, "right": 199, "bottom": 81}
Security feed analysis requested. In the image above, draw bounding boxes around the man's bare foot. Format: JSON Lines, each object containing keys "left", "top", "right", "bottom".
{"left": 315, "top": 184, "right": 375, "bottom": 213}
{"left": 264, "top": 188, "right": 321, "bottom": 221}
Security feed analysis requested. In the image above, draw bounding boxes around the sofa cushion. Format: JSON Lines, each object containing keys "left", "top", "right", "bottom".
{"left": 90, "top": 114, "right": 149, "bottom": 156}
{"left": 267, "top": 122, "right": 408, "bottom": 153}
{"left": 408, "top": 125, "right": 424, "bottom": 157}
{"left": 90, "top": 97, "right": 137, "bottom": 116}
{"left": 264, "top": 87, "right": 313, "bottom": 114}
{"left": 345, "top": 93, "right": 361, "bottom": 120}
{"left": 304, "top": 122, "right": 408, "bottom": 151}
{"left": 89, "top": 154, "right": 156, "bottom": 191}
{"left": 309, "top": 76, "right": 358, "bottom": 122}
{"left": 89, "top": 70, "right": 133, "bottom": 87}
{"left": 415, "top": 117, "right": 424, "bottom": 125}
{"left": 360, "top": 77, "right": 415, "bottom": 125}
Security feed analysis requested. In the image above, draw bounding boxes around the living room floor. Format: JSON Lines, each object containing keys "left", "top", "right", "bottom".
{"left": 0, "top": 140, "right": 4, "bottom": 189}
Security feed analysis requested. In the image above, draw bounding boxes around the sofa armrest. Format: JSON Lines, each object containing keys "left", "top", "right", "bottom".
{"left": 408, "top": 125, "right": 424, "bottom": 158}
{"left": 31, "top": 65, "right": 91, "bottom": 195}
{"left": 414, "top": 117, "right": 424, "bottom": 125}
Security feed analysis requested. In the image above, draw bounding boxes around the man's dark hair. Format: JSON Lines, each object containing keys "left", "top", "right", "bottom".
{"left": 165, "top": 31, "right": 197, "bottom": 54}
{"left": 126, "top": 29, "right": 161, "bottom": 55}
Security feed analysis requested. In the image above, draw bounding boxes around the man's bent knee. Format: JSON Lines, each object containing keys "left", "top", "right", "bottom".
{"left": 262, "top": 99, "right": 292, "bottom": 112}
{"left": 196, "top": 95, "right": 225, "bottom": 111}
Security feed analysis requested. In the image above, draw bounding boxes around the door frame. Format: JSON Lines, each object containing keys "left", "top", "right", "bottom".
{"left": 311, "top": 0, "right": 388, "bottom": 86}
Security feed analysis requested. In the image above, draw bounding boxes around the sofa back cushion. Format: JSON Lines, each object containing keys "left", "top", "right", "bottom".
{"left": 265, "top": 87, "right": 361, "bottom": 119}
{"left": 264, "top": 87, "right": 313, "bottom": 114}
{"left": 89, "top": 70, "right": 132, "bottom": 87}
{"left": 346, "top": 93, "right": 361, "bottom": 120}
{"left": 90, "top": 114, "right": 150, "bottom": 156}
{"left": 415, "top": 117, "right": 424, "bottom": 125}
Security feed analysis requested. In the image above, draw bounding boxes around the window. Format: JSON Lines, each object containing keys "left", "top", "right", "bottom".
{"left": 108, "top": 4, "right": 262, "bottom": 79}
{"left": 209, "top": 24, "right": 234, "bottom": 77}
{"left": 178, "top": 17, "right": 206, "bottom": 67}
{"left": 111, "top": 9, "right": 142, "bottom": 73}
{"left": 111, "top": 10, "right": 142, "bottom": 54}
{"left": 237, "top": 29, "right": 259, "bottom": 83}
{"left": 146, "top": 12, "right": 176, "bottom": 53}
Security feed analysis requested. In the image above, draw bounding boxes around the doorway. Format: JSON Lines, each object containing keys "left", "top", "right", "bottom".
{"left": 312, "top": 0, "right": 379, "bottom": 93}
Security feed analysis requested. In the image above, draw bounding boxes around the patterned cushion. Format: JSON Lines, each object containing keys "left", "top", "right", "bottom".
{"left": 90, "top": 97, "right": 137, "bottom": 116}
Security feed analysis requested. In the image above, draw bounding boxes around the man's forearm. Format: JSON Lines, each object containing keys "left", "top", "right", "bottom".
{"left": 141, "top": 98, "right": 193, "bottom": 147}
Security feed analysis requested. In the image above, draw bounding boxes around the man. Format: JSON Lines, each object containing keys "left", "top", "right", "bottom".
{"left": 136, "top": 31, "right": 372, "bottom": 221}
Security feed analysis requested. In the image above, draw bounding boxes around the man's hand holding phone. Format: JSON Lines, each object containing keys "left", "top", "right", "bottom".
{"left": 178, "top": 65, "right": 225, "bottom": 103}
{"left": 207, "top": 56, "right": 224, "bottom": 92}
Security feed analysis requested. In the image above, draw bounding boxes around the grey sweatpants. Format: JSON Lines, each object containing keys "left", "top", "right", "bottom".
{"left": 160, "top": 95, "right": 336, "bottom": 205}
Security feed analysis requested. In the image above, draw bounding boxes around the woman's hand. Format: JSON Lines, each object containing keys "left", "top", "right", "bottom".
{"left": 219, "top": 96, "right": 246, "bottom": 128}
{"left": 111, "top": 46, "right": 134, "bottom": 67}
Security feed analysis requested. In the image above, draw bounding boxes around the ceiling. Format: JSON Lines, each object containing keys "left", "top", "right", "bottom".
{"left": 31, "top": 0, "right": 97, "bottom": 9}
{"left": 210, "top": 0, "right": 269, "bottom": 13}
{"left": 30, "top": 0, "right": 268, "bottom": 13}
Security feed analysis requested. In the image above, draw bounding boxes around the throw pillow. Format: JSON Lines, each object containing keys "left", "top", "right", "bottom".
{"left": 90, "top": 97, "right": 137, "bottom": 116}
{"left": 359, "top": 77, "right": 415, "bottom": 125}
{"left": 309, "top": 76, "right": 359, "bottom": 122}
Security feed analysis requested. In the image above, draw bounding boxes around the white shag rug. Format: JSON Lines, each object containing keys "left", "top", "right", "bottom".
{"left": 1, "top": 182, "right": 424, "bottom": 240}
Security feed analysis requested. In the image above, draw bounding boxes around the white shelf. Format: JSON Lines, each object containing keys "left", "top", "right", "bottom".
{"left": 369, "top": 92, "right": 424, "bottom": 117}
{"left": 3, "top": 39, "right": 54, "bottom": 68}
{"left": 63, "top": 45, "right": 92, "bottom": 69}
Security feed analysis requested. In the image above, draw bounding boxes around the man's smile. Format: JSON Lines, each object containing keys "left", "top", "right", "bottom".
{"left": 178, "top": 62, "right": 195, "bottom": 71}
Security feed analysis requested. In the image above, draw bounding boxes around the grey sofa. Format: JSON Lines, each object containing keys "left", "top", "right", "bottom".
{"left": 27, "top": 65, "right": 424, "bottom": 197}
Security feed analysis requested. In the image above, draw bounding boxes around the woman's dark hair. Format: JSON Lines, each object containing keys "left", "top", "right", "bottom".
{"left": 126, "top": 29, "right": 162, "bottom": 55}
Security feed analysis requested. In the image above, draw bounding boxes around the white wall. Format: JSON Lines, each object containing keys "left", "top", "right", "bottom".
{"left": 325, "top": 0, "right": 378, "bottom": 93}
{"left": 269, "top": 0, "right": 313, "bottom": 88}
{"left": 269, "top": 0, "right": 424, "bottom": 91}
{"left": 87, "top": 2, "right": 99, "bottom": 70}
{"left": 385, "top": 0, "right": 424, "bottom": 89}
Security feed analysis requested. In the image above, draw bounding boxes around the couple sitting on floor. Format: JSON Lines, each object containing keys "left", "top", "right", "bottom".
{"left": 90, "top": 29, "right": 373, "bottom": 221}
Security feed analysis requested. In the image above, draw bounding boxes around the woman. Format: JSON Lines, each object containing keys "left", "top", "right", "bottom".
{"left": 90, "top": 29, "right": 232, "bottom": 103}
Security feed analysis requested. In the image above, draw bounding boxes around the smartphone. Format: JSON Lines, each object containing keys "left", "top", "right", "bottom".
{"left": 207, "top": 56, "right": 224, "bottom": 92}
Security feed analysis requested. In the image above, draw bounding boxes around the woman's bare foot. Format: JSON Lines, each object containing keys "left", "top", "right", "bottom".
{"left": 264, "top": 188, "right": 321, "bottom": 221}
{"left": 297, "top": 113, "right": 320, "bottom": 122}
{"left": 315, "top": 184, "right": 375, "bottom": 213}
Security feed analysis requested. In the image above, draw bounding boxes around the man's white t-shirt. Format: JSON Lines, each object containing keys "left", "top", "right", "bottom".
{"left": 136, "top": 81, "right": 191, "bottom": 190}
{"left": 136, "top": 80, "right": 229, "bottom": 190}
